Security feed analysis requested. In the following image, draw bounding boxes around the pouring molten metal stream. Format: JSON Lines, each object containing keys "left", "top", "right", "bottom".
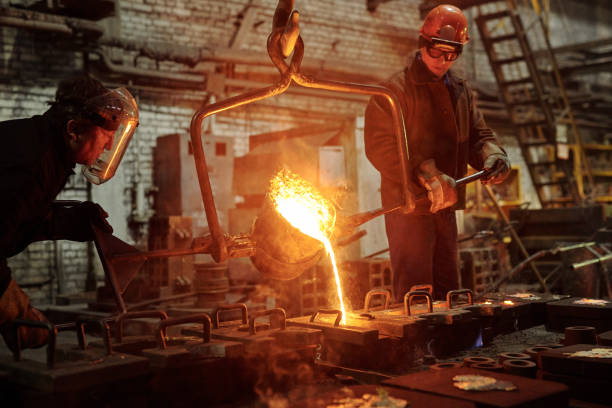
{"left": 269, "top": 169, "right": 347, "bottom": 325}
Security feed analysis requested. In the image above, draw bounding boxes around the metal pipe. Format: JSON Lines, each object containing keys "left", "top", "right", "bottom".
{"left": 292, "top": 71, "right": 412, "bottom": 210}
{"left": 474, "top": 242, "right": 600, "bottom": 298}
{"left": 96, "top": 51, "right": 204, "bottom": 84}
{"left": 571, "top": 253, "right": 612, "bottom": 270}
{"left": 112, "top": 245, "right": 212, "bottom": 261}
{"left": 126, "top": 292, "right": 200, "bottom": 311}
{"left": 557, "top": 242, "right": 596, "bottom": 253}
{"left": 190, "top": 78, "right": 293, "bottom": 262}
{"left": 0, "top": 7, "right": 104, "bottom": 37}
{"left": 475, "top": 248, "right": 550, "bottom": 298}
{"left": 0, "top": 15, "right": 73, "bottom": 35}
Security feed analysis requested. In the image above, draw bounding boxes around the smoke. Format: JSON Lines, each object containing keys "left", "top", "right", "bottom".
{"left": 252, "top": 344, "right": 320, "bottom": 407}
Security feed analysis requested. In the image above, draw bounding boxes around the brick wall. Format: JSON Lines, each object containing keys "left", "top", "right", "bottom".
{"left": 1, "top": 0, "right": 608, "bottom": 304}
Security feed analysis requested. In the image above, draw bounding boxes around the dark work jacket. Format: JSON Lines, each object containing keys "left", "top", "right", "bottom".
{"left": 364, "top": 52, "right": 505, "bottom": 214}
{"left": 0, "top": 113, "right": 75, "bottom": 258}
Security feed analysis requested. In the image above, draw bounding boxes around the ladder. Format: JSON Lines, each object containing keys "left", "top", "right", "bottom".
{"left": 474, "top": 0, "right": 593, "bottom": 207}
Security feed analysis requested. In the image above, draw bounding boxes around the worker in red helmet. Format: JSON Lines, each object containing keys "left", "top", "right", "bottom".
{"left": 0, "top": 75, "right": 138, "bottom": 353}
{"left": 365, "top": 5, "right": 510, "bottom": 300}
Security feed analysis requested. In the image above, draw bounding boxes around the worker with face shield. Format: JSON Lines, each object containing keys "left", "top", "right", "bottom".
{"left": 0, "top": 75, "right": 138, "bottom": 353}
{"left": 365, "top": 5, "right": 510, "bottom": 300}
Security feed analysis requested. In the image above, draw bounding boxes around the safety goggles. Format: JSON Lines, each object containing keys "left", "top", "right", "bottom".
{"left": 425, "top": 37, "right": 463, "bottom": 61}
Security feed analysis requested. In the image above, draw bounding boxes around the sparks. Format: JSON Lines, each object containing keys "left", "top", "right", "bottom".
{"left": 269, "top": 169, "right": 347, "bottom": 325}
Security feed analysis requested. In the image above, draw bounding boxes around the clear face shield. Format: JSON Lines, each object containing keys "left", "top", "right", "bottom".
{"left": 82, "top": 88, "right": 139, "bottom": 185}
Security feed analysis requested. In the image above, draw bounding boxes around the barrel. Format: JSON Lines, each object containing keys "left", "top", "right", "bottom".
{"left": 194, "top": 262, "right": 229, "bottom": 308}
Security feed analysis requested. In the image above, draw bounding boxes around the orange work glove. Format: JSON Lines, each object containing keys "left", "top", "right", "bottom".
{"left": 0, "top": 279, "right": 49, "bottom": 354}
{"left": 482, "top": 153, "right": 511, "bottom": 184}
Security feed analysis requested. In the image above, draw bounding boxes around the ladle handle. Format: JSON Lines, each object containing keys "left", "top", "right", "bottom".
{"left": 404, "top": 290, "right": 434, "bottom": 316}
{"left": 446, "top": 289, "right": 473, "bottom": 309}
{"left": 214, "top": 303, "right": 248, "bottom": 329}
{"left": 310, "top": 309, "right": 342, "bottom": 327}
{"left": 249, "top": 308, "right": 286, "bottom": 335}
{"left": 157, "top": 313, "right": 212, "bottom": 350}
{"left": 364, "top": 288, "right": 391, "bottom": 312}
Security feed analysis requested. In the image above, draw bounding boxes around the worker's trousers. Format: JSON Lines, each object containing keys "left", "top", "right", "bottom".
{"left": 384, "top": 208, "right": 459, "bottom": 301}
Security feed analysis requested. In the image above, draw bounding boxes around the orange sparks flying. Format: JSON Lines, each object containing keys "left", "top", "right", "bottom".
{"left": 269, "top": 169, "right": 347, "bottom": 325}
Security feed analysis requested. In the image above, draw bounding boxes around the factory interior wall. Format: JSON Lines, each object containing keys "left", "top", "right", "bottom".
{"left": 0, "top": 0, "right": 608, "bottom": 304}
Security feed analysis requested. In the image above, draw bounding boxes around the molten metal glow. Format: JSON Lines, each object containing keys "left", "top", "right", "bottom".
{"left": 269, "top": 169, "right": 347, "bottom": 324}
{"left": 503, "top": 300, "right": 514, "bottom": 305}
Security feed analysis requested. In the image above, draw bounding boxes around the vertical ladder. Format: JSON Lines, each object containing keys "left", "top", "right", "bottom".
{"left": 474, "top": 0, "right": 592, "bottom": 207}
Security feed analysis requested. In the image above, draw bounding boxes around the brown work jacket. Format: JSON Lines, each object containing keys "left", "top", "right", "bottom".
{"left": 364, "top": 52, "right": 505, "bottom": 214}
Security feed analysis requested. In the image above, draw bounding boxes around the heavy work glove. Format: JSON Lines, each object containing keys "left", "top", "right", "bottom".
{"left": 0, "top": 279, "right": 49, "bottom": 354}
{"left": 482, "top": 153, "right": 511, "bottom": 185}
{"left": 417, "top": 159, "right": 458, "bottom": 213}
{"left": 51, "top": 201, "right": 113, "bottom": 242}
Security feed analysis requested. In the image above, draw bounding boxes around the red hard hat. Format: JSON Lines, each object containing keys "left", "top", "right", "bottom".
{"left": 420, "top": 4, "right": 469, "bottom": 45}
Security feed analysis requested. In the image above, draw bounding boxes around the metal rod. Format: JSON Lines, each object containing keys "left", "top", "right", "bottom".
{"left": 92, "top": 226, "right": 127, "bottom": 314}
{"left": 475, "top": 241, "right": 597, "bottom": 298}
{"left": 111, "top": 245, "right": 212, "bottom": 261}
{"left": 346, "top": 169, "right": 491, "bottom": 231}
{"left": 126, "top": 292, "right": 200, "bottom": 311}
{"left": 456, "top": 170, "right": 489, "bottom": 185}
{"left": 571, "top": 252, "right": 612, "bottom": 270}
{"left": 475, "top": 248, "right": 550, "bottom": 297}
{"left": 557, "top": 242, "right": 596, "bottom": 253}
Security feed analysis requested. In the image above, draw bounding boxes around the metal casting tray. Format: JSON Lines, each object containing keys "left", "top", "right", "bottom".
{"left": 359, "top": 289, "right": 482, "bottom": 355}
{"left": 287, "top": 309, "right": 418, "bottom": 370}
{"left": 287, "top": 309, "right": 379, "bottom": 347}
{"left": 546, "top": 297, "right": 612, "bottom": 332}
{"left": 538, "top": 344, "right": 612, "bottom": 379}
{"left": 383, "top": 367, "right": 569, "bottom": 408}
{"left": 0, "top": 344, "right": 149, "bottom": 394}
{"left": 538, "top": 369, "right": 612, "bottom": 405}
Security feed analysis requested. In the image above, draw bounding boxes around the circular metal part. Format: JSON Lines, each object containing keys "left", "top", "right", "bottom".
{"left": 535, "top": 343, "right": 564, "bottom": 349}
{"left": 564, "top": 326, "right": 597, "bottom": 346}
{"left": 430, "top": 362, "right": 462, "bottom": 371}
{"left": 502, "top": 358, "right": 537, "bottom": 378}
{"left": 463, "top": 356, "right": 495, "bottom": 367}
{"left": 498, "top": 352, "right": 530, "bottom": 364}
{"left": 471, "top": 362, "right": 504, "bottom": 372}
{"left": 523, "top": 346, "right": 552, "bottom": 362}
